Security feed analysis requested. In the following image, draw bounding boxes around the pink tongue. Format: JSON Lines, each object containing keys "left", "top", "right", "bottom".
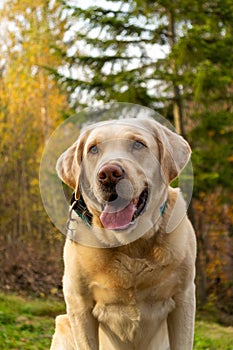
{"left": 100, "top": 201, "right": 136, "bottom": 230}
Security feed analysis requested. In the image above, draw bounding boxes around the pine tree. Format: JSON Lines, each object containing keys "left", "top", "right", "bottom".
{"left": 58, "top": 0, "right": 233, "bottom": 192}
{"left": 170, "top": 0, "right": 233, "bottom": 193}
{"left": 56, "top": 0, "right": 191, "bottom": 132}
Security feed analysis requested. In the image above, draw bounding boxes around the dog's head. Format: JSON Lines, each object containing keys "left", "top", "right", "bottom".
{"left": 56, "top": 118, "right": 191, "bottom": 232}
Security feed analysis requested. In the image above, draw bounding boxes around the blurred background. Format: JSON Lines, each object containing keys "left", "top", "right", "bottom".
{"left": 0, "top": 0, "right": 232, "bottom": 348}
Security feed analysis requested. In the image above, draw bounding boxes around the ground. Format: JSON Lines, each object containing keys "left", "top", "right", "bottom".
{"left": 0, "top": 293, "right": 232, "bottom": 350}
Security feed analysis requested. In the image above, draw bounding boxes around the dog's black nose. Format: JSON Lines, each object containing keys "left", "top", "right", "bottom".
{"left": 98, "top": 164, "right": 124, "bottom": 186}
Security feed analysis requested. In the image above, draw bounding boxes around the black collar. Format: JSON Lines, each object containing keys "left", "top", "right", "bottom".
{"left": 70, "top": 192, "right": 93, "bottom": 228}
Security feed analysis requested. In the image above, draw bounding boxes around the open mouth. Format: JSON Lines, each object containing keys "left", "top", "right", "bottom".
{"left": 100, "top": 189, "right": 148, "bottom": 230}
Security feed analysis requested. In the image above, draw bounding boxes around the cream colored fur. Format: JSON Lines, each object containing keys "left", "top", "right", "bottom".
{"left": 51, "top": 118, "right": 196, "bottom": 350}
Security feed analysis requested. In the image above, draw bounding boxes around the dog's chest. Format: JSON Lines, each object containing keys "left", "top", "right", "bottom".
{"left": 85, "top": 250, "right": 178, "bottom": 344}
{"left": 89, "top": 251, "right": 178, "bottom": 305}
{"left": 110, "top": 254, "right": 156, "bottom": 288}
{"left": 90, "top": 253, "right": 176, "bottom": 343}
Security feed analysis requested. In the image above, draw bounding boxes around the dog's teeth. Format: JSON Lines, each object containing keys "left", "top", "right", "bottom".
{"left": 132, "top": 197, "right": 139, "bottom": 205}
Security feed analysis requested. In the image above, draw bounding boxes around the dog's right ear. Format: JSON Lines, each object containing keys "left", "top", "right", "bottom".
{"left": 56, "top": 140, "right": 79, "bottom": 190}
{"left": 56, "top": 135, "right": 86, "bottom": 199}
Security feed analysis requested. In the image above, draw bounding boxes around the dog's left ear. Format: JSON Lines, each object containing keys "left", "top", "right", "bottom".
{"left": 142, "top": 119, "right": 191, "bottom": 184}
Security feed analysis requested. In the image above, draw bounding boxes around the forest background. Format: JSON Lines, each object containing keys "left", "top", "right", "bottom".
{"left": 0, "top": 0, "right": 232, "bottom": 325}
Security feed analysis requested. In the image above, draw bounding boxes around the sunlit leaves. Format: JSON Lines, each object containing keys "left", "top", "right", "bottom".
{"left": 0, "top": 0, "right": 69, "bottom": 244}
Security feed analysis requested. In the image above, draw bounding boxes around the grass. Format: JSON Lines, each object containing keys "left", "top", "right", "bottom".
{"left": 194, "top": 314, "right": 233, "bottom": 350}
{"left": 0, "top": 293, "right": 232, "bottom": 349}
{"left": 0, "top": 293, "right": 65, "bottom": 350}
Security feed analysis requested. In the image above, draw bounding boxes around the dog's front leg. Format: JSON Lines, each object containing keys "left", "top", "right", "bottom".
{"left": 63, "top": 240, "right": 99, "bottom": 350}
{"left": 167, "top": 283, "right": 196, "bottom": 350}
{"left": 64, "top": 284, "right": 99, "bottom": 350}
{"left": 67, "top": 299, "right": 99, "bottom": 350}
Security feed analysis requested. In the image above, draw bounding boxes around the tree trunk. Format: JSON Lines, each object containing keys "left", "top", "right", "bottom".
{"left": 167, "top": 10, "right": 185, "bottom": 136}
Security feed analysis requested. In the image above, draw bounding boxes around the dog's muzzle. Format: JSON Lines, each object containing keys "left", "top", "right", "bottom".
{"left": 97, "top": 163, "right": 148, "bottom": 230}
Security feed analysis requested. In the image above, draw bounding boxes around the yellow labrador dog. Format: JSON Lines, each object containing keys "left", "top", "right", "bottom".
{"left": 51, "top": 117, "right": 196, "bottom": 350}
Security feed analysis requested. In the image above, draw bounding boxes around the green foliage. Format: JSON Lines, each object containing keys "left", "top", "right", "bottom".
{"left": 191, "top": 111, "right": 233, "bottom": 193}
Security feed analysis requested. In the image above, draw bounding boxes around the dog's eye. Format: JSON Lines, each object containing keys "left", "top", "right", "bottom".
{"left": 132, "top": 141, "right": 146, "bottom": 150}
{"left": 88, "top": 145, "right": 99, "bottom": 154}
